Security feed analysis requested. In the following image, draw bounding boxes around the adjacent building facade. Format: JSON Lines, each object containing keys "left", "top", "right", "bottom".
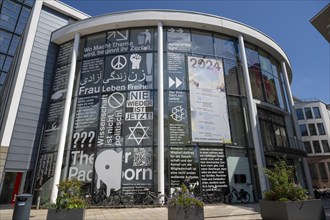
{"left": 295, "top": 99, "right": 330, "bottom": 188}
{"left": 0, "top": 1, "right": 311, "bottom": 205}
{"left": 0, "top": 0, "right": 88, "bottom": 205}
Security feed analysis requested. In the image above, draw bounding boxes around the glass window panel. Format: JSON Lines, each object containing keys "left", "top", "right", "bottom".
{"left": 304, "top": 107, "right": 313, "bottom": 119}
{"left": 248, "top": 67, "right": 264, "bottom": 100}
{"left": 4, "top": 0, "right": 20, "bottom": 12}
{"left": 245, "top": 46, "right": 260, "bottom": 68}
{"left": 191, "top": 30, "right": 214, "bottom": 55}
{"left": 262, "top": 70, "right": 278, "bottom": 105}
{"left": 271, "top": 62, "right": 285, "bottom": 108}
{"left": 227, "top": 96, "right": 246, "bottom": 146}
{"left": 317, "top": 123, "right": 326, "bottom": 135}
{"left": 318, "top": 163, "right": 327, "bottom": 179}
{"left": 130, "top": 28, "right": 154, "bottom": 52}
{"left": 312, "top": 140, "right": 321, "bottom": 153}
{"left": 223, "top": 59, "right": 239, "bottom": 95}
{"left": 8, "top": 35, "right": 20, "bottom": 56}
{"left": 106, "top": 29, "right": 129, "bottom": 55}
{"left": 0, "top": 30, "right": 11, "bottom": 53}
{"left": 279, "top": 73, "right": 289, "bottom": 111}
{"left": 308, "top": 124, "right": 317, "bottom": 136}
{"left": 214, "top": 35, "right": 237, "bottom": 60}
{"left": 304, "top": 141, "right": 312, "bottom": 153}
{"left": 259, "top": 51, "right": 272, "bottom": 73}
{"left": 24, "top": 0, "right": 35, "bottom": 6}
{"left": 299, "top": 124, "right": 308, "bottom": 136}
{"left": 321, "top": 140, "right": 330, "bottom": 153}
{"left": 166, "top": 27, "right": 191, "bottom": 52}
{"left": 0, "top": 54, "right": 5, "bottom": 69}
{"left": 0, "top": 72, "right": 7, "bottom": 85}
{"left": 3, "top": 56, "right": 13, "bottom": 72}
{"left": 309, "top": 164, "right": 317, "bottom": 180}
{"left": 83, "top": 33, "right": 106, "bottom": 59}
{"left": 313, "top": 107, "right": 321, "bottom": 118}
{"left": 295, "top": 108, "right": 304, "bottom": 120}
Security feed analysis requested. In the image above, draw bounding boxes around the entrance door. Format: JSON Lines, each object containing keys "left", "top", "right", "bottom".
{"left": 0, "top": 172, "right": 23, "bottom": 205}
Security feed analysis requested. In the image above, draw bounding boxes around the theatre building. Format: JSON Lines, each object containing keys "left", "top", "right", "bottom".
{"left": 0, "top": 2, "right": 312, "bottom": 205}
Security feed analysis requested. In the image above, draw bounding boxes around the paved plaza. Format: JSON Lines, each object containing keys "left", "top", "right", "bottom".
{"left": 1, "top": 199, "right": 329, "bottom": 220}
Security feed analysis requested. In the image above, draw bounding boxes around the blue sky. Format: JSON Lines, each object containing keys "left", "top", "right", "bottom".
{"left": 62, "top": 0, "right": 330, "bottom": 103}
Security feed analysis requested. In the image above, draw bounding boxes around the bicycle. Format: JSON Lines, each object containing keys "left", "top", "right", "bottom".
{"left": 201, "top": 187, "right": 224, "bottom": 204}
{"left": 143, "top": 188, "right": 168, "bottom": 207}
{"left": 226, "top": 187, "right": 250, "bottom": 203}
{"left": 132, "top": 187, "right": 148, "bottom": 206}
{"left": 313, "top": 186, "right": 330, "bottom": 199}
{"left": 107, "top": 188, "right": 134, "bottom": 208}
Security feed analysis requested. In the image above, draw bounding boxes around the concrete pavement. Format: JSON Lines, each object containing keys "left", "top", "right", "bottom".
{"left": 1, "top": 199, "right": 330, "bottom": 220}
{"left": 1, "top": 203, "right": 261, "bottom": 220}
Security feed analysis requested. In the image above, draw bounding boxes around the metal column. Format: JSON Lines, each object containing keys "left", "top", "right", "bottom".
{"left": 50, "top": 33, "right": 80, "bottom": 203}
{"left": 157, "top": 22, "right": 165, "bottom": 199}
{"left": 238, "top": 34, "right": 268, "bottom": 195}
{"left": 281, "top": 61, "right": 314, "bottom": 196}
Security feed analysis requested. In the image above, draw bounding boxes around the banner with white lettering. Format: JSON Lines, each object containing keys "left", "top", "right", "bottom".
{"left": 188, "top": 56, "right": 231, "bottom": 143}
{"left": 96, "top": 92, "right": 125, "bottom": 148}
{"left": 124, "top": 90, "right": 153, "bottom": 146}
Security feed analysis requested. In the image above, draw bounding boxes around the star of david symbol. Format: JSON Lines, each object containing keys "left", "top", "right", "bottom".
{"left": 128, "top": 121, "right": 149, "bottom": 145}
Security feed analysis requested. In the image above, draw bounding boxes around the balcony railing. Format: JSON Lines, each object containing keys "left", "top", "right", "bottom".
{"left": 263, "top": 134, "right": 306, "bottom": 156}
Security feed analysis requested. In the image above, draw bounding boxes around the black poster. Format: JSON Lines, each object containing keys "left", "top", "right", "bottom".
{"left": 127, "top": 52, "right": 153, "bottom": 91}
{"left": 97, "top": 93, "right": 125, "bottom": 148}
{"left": 124, "top": 90, "right": 153, "bottom": 146}
{"left": 168, "top": 91, "right": 188, "bottom": 145}
{"left": 57, "top": 42, "right": 73, "bottom": 66}
{"left": 121, "top": 147, "right": 153, "bottom": 194}
{"left": 35, "top": 152, "right": 57, "bottom": 189}
{"left": 169, "top": 146, "right": 199, "bottom": 188}
{"left": 167, "top": 52, "right": 185, "bottom": 90}
{"left": 167, "top": 28, "right": 191, "bottom": 52}
{"left": 78, "top": 57, "right": 103, "bottom": 96}
{"left": 199, "top": 147, "right": 229, "bottom": 192}
{"left": 106, "top": 29, "right": 130, "bottom": 54}
{"left": 103, "top": 54, "right": 128, "bottom": 92}
{"left": 67, "top": 148, "right": 94, "bottom": 182}
{"left": 51, "top": 65, "right": 70, "bottom": 101}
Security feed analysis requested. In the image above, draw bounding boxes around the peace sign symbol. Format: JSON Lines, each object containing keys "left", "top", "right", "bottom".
{"left": 111, "top": 55, "right": 127, "bottom": 70}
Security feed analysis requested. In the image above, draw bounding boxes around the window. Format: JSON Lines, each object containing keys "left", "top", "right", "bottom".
{"left": 295, "top": 108, "right": 304, "bottom": 120}
{"left": 308, "top": 164, "right": 317, "bottom": 180}
{"left": 313, "top": 107, "right": 321, "bottom": 118}
{"left": 321, "top": 140, "right": 330, "bottom": 153}
{"left": 299, "top": 124, "right": 308, "bottom": 136}
{"left": 303, "top": 141, "right": 312, "bottom": 153}
{"left": 318, "top": 163, "right": 327, "bottom": 179}
{"left": 317, "top": 123, "right": 326, "bottom": 135}
{"left": 312, "top": 141, "right": 321, "bottom": 153}
{"left": 214, "top": 35, "right": 236, "bottom": 60}
{"left": 191, "top": 30, "right": 214, "bottom": 55}
{"left": 308, "top": 124, "right": 317, "bottom": 136}
{"left": 304, "top": 107, "right": 313, "bottom": 119}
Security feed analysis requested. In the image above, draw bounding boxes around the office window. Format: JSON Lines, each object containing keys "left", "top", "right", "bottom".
{"left": 309, "top": 164, "right": 317, "bottom": 180}
{"left": 317, "top": 123, "right": 326, "bottom": 135}
{"left": 312, "top": 141, "right": 321, "bottom": 153}
{"left": 321, "top": 140, "right": 330, "bottom": 153}
{"left": 313, "top": 107, "right": 321, "bottom": 118}
{"left": 308, "top": 124, "right": 317, "bottom": 136}
{"left": 295, "top": 108, "right": 304, "bottom": 120}
{"left": 304, "top": 107, "right": 313, "bottom": 119}
{"left": 319, "top": 163, "right": 327, "bottom": 179}
{"left": 303, "top": 141, "right": 312, "bottom": 153}
{"left": 299, "top": 124, "right": 308, "bottom": 136}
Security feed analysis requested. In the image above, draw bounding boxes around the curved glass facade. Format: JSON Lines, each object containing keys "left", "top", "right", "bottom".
{"left": 35, "top": 16, "right": 306, "bottom": 204}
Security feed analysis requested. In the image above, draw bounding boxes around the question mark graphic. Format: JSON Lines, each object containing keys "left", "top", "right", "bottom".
{"left": 88, "top": 131, "right": 95, "bottom": 148}
{"left": 73, "top": 132, "right": 80, "bottom": 149}
{"left": 80, "top": 132, "right": 88, "bottom": 148}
